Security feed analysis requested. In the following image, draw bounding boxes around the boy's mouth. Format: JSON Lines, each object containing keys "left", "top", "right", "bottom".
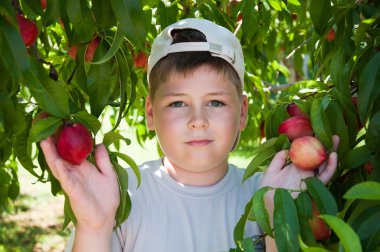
{"left": 185, "top": 139, "right": 213, "bottom": 146}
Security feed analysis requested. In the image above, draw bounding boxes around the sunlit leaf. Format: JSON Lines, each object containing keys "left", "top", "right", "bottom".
{"left": 320, "top": 215, "right": 362, "bottom": 252}
{"left": 344, "top": 182, "right": 380, "bottom": 200}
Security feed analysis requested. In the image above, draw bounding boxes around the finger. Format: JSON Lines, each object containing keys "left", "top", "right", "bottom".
{"left": 40, "top": 137, "right": 61, "bottom": 178}
{"left": 266, "top": 150, "right": 288, "bottom": 174}
{"left": 94, "top": 144, "right": 114, "bottom": 177}
{"left": 332, "top": 135, "right": 340, "bottom": 152}
{"left": 40, "top": 138, "right": 72, "bottom": 185}
{"left": 318, "top": 152, "right": 337, "bottom": 184}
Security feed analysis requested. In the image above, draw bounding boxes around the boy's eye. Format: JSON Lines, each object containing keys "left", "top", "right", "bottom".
{"left": 169, "top": 101, "right": 185, "bottom": 107}
{"left": 209, "top": 100, "right": 225, "bottom": 107}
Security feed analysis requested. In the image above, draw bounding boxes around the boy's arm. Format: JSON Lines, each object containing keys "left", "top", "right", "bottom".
{"left": 72, "top": 223, "right": 114, "bottom": 252}
{"left": 265, "top": 237, "right": 277, "bottom": 252}
{"left": 40, "top": 138, "right": 120, "bottom": 252}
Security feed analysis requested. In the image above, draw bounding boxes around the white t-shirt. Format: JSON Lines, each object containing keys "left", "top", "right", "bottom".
{"left": 65, "top": 159, "right": 264, "bottom": 252}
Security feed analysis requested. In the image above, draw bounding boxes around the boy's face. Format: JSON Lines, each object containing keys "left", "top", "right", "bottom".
{"left": 146, "top": 66, "right": 248, "bottom": 177}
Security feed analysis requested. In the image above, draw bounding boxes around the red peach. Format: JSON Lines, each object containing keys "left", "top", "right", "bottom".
{"left": 327, "top": 28, "right": 335, "bottom": 42}
{"left": 278, "top": 116, "right": 314, "bottom": 141}
{"left": 289, "top": 136, "right": 327, "bottom": 170}
{"left": 309, "top": 200, "right": 331, "bottom": 241}
{"left": 56, "top": 123, "right": 93, "bottom": 165}
{"left": 286, "top": 103, "right": 307, "bottom": 117}
{"left": 17, "top": 14, "right": 39, "bottom": 47}
{"left": 133, "top": 51, "right": 148, "bottom": 69}
{"left": 85, "top": 37, "right": 100, "bottom": 62}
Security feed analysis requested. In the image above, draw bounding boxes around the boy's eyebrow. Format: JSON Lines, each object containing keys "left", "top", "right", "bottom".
{"left": 161, "top": 91, "right": 232, "bottom": 97}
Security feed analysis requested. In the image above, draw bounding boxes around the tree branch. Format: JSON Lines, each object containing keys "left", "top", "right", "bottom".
{"left": 284, "top": 37, "right": 313, "bottom": 61}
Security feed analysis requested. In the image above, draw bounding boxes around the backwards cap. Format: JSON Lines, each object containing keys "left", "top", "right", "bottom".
{"left": 148, "top": 18, "right": 245, "bottom": 89}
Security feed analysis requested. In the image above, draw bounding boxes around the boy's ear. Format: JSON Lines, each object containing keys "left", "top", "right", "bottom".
{"left": 145, "top": 96, "right": 155, "bottom": 130}
{"left": 240, "top": 94, "right": 248, "bottom": 130}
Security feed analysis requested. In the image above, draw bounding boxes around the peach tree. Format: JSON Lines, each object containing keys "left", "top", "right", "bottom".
{"left": 0, "top": 0, "right": 379, "bottom": 251}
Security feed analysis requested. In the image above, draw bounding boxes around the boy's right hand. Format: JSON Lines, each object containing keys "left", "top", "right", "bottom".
{"left": 40, "top": 137, "right": 120, "bottom": 231}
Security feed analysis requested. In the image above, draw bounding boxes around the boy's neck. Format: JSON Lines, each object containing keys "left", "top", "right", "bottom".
{"left": 162, "top": 157, "right": 229, "bottom": 187}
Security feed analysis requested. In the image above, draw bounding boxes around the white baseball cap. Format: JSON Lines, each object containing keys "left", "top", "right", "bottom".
{"left": 148, "top": 18, "right": 245, "bottom": 89}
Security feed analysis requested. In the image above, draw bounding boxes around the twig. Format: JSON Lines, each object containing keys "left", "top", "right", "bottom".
{"left": 32, "top": 44, "right": 59, "bottom": 81}
{"left": 284, "top": 37, "right": 313, "bottom": 61}
{"left": 67, "top": 65, "right": 77, "bottom": 84}
{"left": 234, "top": 19, "right": 243, "bottom": 36}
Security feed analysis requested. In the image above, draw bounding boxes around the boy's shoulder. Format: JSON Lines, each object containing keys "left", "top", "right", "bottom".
{"left": 124, "top": 159, "right": 162, "bottom": 189}
{"left": 232, "top": 164, "right": 263, "bottom": 191}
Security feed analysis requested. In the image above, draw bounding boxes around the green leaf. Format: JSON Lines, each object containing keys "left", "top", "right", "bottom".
{"left": 265, "top": 103, "right": 288, "bottom": 139}
{"left": 355, "top": 17, "right": 378, "bottom": 48}
{"left": 273, "top": 188, "right": 300, "bottom": 252}
{"left": 91, "top": 24, "right": 125, "bottom": 65}
{"left": 241, "top": 0, "right": 259, "bottom": 41}
{"left": 103, "top": 132, "right": 131, "bottom": 147}
{"left": 86, "top": 45, "right": 115, "bottom": 117}
{"left": 304, "top": 177, "right": 337, "bottom": 215}
{"left": 42, "top": 0, "right": 61, "bottom": 26}
{"left": 358, "top": 52, "right": 380, "bottom": 122}
{"left": 8, "top": 171, "right": 20, "bottom": 200}
{"left": 310, "top": 97, "right": 332, "bottom": 149}
{"left": 157, "top": 0, "right": 179, "bottom": 29}
{"left": 12, "top": 115, "right": 39, "bottom": 177}
{"left": 299, "top": 236, "right": 329, "bottom": 252}
{"left": 243, "top": 146, "right": 276, "bottom": 182}
{"left": 320, "top": 215, "right": 362, "bottom": 252}
{"left": 66, "top": 0, "right": 96, "bottom": 42}
{"left": 341, "top": 145, "right": 371, "bottom": 170}
{"left": 112, "top": 50, "right": 133, "bottom": 131}
{"left": 111, "top": 0, "right": 147, "bottom": 49}
{"left": 251, "top": 186, "right": 273, "bottom": 237}
{"left": 92, "top": 0, "right": 116, "bottom": 29}
{"left": 268, "top": 0, "right": 285, "bottom": 11}
{"left": 29, "top": 116, "right": 63, "bottom": 142}
{"left": 346, "top": 202, "right": 380, "bottom": 250}
{"left": 309, "top": 0, "right": 332, "bottom": 35}
{"left": 24, "top": 61, "right": 70, "bottom": 118}
{"left": 234, "top": 199, "right": 252, "bottom": 244}
{"left": 62, "top": 193, "right": 77, "bottom": 230}
{"left": 365, "top": 111, "right": 380, "bottom": 153}
{"left": 295, "top": 192, "right": 317, "bottom": 245}
{"left": 0, "top": 15, "right": 30, "bottom": 78}
{"left": 238, "top": 237, "right": 255, "bottom": 252}
{"left": 29, "top": 117, "right": 63, "bottom": 143}
{"left": 72, "top": 111, "right": 101, "bottom": 135}
{"left": 111, "top": 160, "right": 132, "bottom": 228}
{"left": 344, "top": 182, "right": 380, "bottom": 200}
{"left": 111, "top": 152, "right": 140, "bottom": 188}
{"left": 326, "top": 101, "right": 349, "bottom": 157}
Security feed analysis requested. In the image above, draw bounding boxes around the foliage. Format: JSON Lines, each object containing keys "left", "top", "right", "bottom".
{"left": 0, "top": 0, "right": 379, "bottom": 251}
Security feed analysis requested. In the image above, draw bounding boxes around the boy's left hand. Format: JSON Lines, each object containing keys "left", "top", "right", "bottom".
{"left": 261, "top": 135, "right": 340, "bottom": 194}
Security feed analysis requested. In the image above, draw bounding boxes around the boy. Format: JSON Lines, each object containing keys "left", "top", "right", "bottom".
{"left": 40, "top": 18, "right": 338, "bottom": 251}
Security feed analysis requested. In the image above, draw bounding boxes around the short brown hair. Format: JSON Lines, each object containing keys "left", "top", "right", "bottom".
{"left": 148, "top": 29, "right": 241, "bottom": 101}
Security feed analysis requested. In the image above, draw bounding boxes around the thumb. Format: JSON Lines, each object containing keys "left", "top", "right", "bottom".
{"left": 94, "top": 144, "right": 114, "bottom": 177}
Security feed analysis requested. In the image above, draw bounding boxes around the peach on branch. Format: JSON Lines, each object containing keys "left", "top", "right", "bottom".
{"left": 133, "top": 51, "right": 148, "bottom": 69}
{"left": 286, "top": 103, "right": 307, "bottom": 117}
{"left": 289, "top": 136, "right": 327, "bottom": 170}
{"left": 278, "top": 116, "right": 314, "bottom": 141}
{"left": 327, "top": 28, "right": 335, "bottom": 42}
{"left": 17, "top": 14, "right": 38, "bottom": 47}
{"left": 309, "top": 200, "right": 331, "bottom": 241}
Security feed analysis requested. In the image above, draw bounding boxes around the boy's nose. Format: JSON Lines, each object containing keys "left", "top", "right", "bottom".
{"left": 188, "top": 111, "right": 209, "bottom": 129}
